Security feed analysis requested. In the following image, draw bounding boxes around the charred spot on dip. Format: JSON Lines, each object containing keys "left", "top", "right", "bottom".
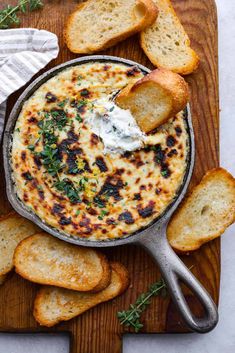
{"left": 28, "top": 116, "right": 38, "bottom": 123}
{"left": 99, "top": 175, "right": 124, "bottom": 201}
{"left": 87, "top": 208, "right": 98, "bottom": 216}
{"left": 118, "top": 211, "right": 134, "bottom": 224}
{"left": 126, "top": 65, "right": 141, "bottom": 77}
{"left": 52, "top": 203, "right": 64, "bottom": 215}
{"left": 45, "top": 92, "right": 57, "bottom": 103}
{"left": 106, "top": 217, "right": 117, "bottom": 225}
{"left": 153, "top": 145, "right": 166, "bottom": 165}
{"left": 95, "top": 157, "right": 108, "bottom": 172}
{"left": 134, "top": 193, "right": 142, "bottom": 200}
{"left": 103, "top": 64, "right": 110, "bottom": 71}
{"left": 11, "top": 62, "right": 188, "bottom": 240}
{"left": 175, "top": 126, "right": 182, "bottom": 136}
{"left": 161, "top": 164, "right": 171, "bottom": 178}
{"left": 23, "top": 193, "right": 29, "bottom": 202}
{"left": 22, "top": 172, "right": 33, "bottom": 181}
{"left": 21, "top": 151, "right": 26, "bottom": 161}
{"left": 166, "top": 135, "right": 176, "bottom": 147}
{"left": 80, "top": 88, "right": 90, "bottom": 98}
{"left": 137, "top": 201, "right": 155, "bottom": 218}
{"left": 59, "top": 216, "right": 72, "bottom": 226}
{"left": 167, "top": 149, "right": 178, "bottom": 157}
{"left": 38, "top": 190, "right": 45, "bottom": 200}
{"left": 90, "top": 133, "right": 99, "bottom": 145}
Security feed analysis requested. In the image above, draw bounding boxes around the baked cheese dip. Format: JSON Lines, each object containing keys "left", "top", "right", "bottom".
{"left": 11, "top": 62, "right": 188, "bottom": 240}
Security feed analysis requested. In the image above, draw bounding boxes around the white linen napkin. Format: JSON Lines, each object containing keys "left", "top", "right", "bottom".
{"left": 0, "top": 28, "right": 59, "bottom": 141}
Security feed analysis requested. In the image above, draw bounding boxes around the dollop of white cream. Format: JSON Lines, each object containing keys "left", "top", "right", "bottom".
{"left": 87, "top": 97, "right": 146, "bottom": 155}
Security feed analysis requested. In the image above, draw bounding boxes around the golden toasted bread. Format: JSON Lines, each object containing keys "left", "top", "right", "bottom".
{"left": 140, "top": 0, "right": 199, "bottom": 75}
{"left": 65, "top": 0, "right": 158, "bottom": 53}
{"left": 33, "top": 262, "right": 129, "bottom": 327}
{"left": 14, "top": 233, "right": 111, "bottom": 292}
{"left": 167, "top": 168, "right": 235, "bottom": 252}
{"left": 116, "top": 68, "right": 189, "bottom": 132}
{"left": 0, "top": 212, "right": 39, "bottom": 276}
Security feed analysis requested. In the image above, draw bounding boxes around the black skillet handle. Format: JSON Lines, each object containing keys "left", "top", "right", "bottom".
{"left": 138, "top": 225, "right": 218, "bottom": 333}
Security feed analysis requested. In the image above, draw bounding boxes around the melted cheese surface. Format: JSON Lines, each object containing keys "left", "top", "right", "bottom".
{"left": 11, "top": 62, "right": 188, "bottom": 240}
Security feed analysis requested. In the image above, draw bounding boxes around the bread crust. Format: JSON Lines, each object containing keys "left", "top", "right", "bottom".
{"left": 33, "top": 262, "right": 130, "bottom": 327}
{"left": 0, "top": 212, "right": 39, "bottom": 276}
{"left": 14, "top": 233, "right": 111, "bottom": 292}
{"left": 116, "top": 68, "right": 189, "bottom": 132}
{"left": 91, "top": 254, "right": 111, "bottom": 292}
{"left": 167, "top": 168, "right": 235, "bottom": 252}
{"left": 65, "top": 0, "right": 158, "bottom": 54}
{"left": 140, "top": 0, "right": 199, "bottom": 75}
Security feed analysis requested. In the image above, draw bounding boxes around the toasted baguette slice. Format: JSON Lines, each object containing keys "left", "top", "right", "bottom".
{"left": 167, "top": 168, "right": 235, "bottom": 252}
{"left": 34, "top": 262, "right": 129, "bottom": 327}
{"left": 14, "top": 233, "right": 111, "bottom": 292}
{"left": 0, "top": 212, "right": 39, "bottom": 276}
{"left": 116, "top": 68, "right": 189, "bottom": 132}
{"left": 140, "top": 0, "right": 199, "bottom": 75}
{"left": 65, "top": 0, "right": 158, "bottom": 53}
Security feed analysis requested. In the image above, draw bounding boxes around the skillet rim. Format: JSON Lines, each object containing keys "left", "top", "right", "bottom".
{"left": 3, "top": 55, "right": 195, "bottom": 247}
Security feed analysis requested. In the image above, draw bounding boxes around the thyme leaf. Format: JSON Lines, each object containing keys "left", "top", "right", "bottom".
{"left": 117, "top": 278, "right": 167, "bottom": 332}
{"left": 0, "top": 0, "right": 43, "bottom": 29}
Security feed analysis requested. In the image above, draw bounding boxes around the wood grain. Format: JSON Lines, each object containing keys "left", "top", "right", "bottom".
{"left": 0, "top": 1, "right": 219, "bottom": 352}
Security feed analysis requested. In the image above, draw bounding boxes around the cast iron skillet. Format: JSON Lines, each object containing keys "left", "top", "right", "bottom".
{"left": 3, "top": 55, "right": 218, "bottom": 333}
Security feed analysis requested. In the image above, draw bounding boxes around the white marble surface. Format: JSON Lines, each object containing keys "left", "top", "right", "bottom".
{"left": 0, "top": 0, "right": 235, "bottom": 352}
{"left": 0, "top": 334, "right": 70, "bottom": 353}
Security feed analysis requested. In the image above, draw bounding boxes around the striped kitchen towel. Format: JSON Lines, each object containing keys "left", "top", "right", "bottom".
{"left": 0, "top": 28, "right": 59, "bottom": 141}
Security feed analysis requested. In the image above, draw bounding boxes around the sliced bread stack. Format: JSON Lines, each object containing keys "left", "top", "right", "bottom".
{"left": 33, "top": 262, "right": 129, "bottom": 327}
{"left": 65, "top": 0, "right": 199, "bottom": 75}
{"left": 12, "top": 232, "right": 129, "bottom": 326}
{"left": 0, "top": 214, "right": 129, "bottom": 326}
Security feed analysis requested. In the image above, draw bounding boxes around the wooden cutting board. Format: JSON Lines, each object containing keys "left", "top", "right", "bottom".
{"left": 0, "top": 1, "right": 219, "bottom": 352}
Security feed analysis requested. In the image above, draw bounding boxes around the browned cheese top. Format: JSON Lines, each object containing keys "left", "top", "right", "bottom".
{"left": 11, "top": 62, "right": 188, "bottom": 240}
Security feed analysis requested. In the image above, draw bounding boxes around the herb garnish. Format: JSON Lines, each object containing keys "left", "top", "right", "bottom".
{"left": 75, "top": 114, "right": 83, "bottom": 123}
{"left": 80, "top": 89, "right": 89, "bottom": 97}
{"left": 35, "top": 114, "right": 65, "bottom": 177}
{"left": 93, "top": 196, "right": 106, "bottom": 208}
{"left": 27, "top": 144, "right": 35, "bottom": 151}
{"left": 39, "top": 145, "right": 63, "bottom": 177}
{"left": 27, "top": 102, "right": 104, "bottom": 206}
{"left": 76, "top": 99, "right": 87, "bottom": 110}
{"left": 57, "top": 99, "right": 68, "bottom": 108}
{"left": 98, "top": 209, "right": 108, "bottom": 220}
{"left": 54, "top": 179, "right": 81, "bottom": 204}
{"left": 50, "top": 109, "right": 68, "bottom": 130}
{"left": 117, "top": 279, "right": 167, "bottom": 332}
{"left": 0, "top": 0, "right": 43, "bottom": 29}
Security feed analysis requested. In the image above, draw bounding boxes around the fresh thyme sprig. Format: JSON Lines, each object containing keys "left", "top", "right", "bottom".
{"left": 0, "top": 0, "right": 43, "bottom": 29}
{"left": 117, "top": 278, "right": 167, "bottom": 332}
